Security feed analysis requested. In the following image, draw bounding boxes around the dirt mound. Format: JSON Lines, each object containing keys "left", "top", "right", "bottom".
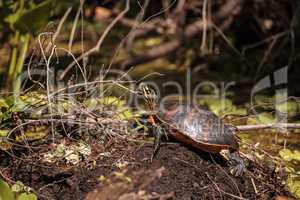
{"left": 1, "top": 141, "right": 292, "bottom": 200}
{"left": 87, "top": 143, "right": 290, "bottom": 200}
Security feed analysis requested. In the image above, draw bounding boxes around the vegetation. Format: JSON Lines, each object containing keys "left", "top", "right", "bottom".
{"left": 0, "top": 0, "right": 75, "bottom": 94}
{"left": 0, "top": 0, "right": 299, "bottom": 199}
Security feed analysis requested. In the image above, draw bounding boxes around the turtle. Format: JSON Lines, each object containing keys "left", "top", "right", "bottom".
{"left": 139, "top": 83, "right": 246, "bottom": 176}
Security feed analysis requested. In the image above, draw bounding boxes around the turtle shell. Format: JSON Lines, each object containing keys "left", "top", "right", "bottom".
{"left": 157, "top": 100, "right": 239, "bottom": 153}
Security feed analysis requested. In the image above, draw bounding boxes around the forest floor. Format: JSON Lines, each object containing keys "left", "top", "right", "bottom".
{"left": 0, "top": 135, "right": 293, "bottom": 200}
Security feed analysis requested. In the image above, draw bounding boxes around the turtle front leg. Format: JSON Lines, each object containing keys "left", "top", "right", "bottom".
{"left": 221, "top": 150, "right": 246, "bottom": 177}
{"left": 150, "top": 125, "right": 163, "bottom": 162}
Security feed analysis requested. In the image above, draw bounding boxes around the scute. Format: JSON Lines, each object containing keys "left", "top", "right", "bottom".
{"left": 157, "top": 100, "right": 238, "bottom": 151}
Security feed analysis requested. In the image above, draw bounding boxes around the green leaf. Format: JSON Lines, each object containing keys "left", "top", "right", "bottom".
{"left": 0, "top": 179, "right": 14, "bottom": 200}
{"left": 0, "top": 129, "right": 9, "bottom": 137}
{"left": 84, "top": 98, "right": 98, "bottom": 110}
{"left": 17, "top": 193, "right": 37, "bottom": 200}
{"left": 144, "top": 37, "right": 162, "bottom": 47}
{"left": 14, "top": 0, "right": 55, "bottom": 34}
{"left": 0, "top": 112, "right": 11, "bottom": 123}
{"left": 279, "top": 149, "right": 300, "bottom": 162}
{"left": 118, "top": 109, "right": 133, "bottom": 120}
{"left": 287, "top": 177, "right": 300, "bottom": 199}
{"left": 5, "top": 9, "right": 23, "bottom": 30}
{"left": 85, "top": 97, "right": 126, "bottom": 110}
{"left": 16, "top": 126, "right": 49, "bottom": 142}
{"left": 234, "top": 108, "right": 247, "bottom": 115}
{"left": 254, "top": 95, "right": 273, "bottom": 104}
{"left": 198, "top": 97, "right": 235, "bottom": 116}
{"left": 0, "top": 99, "right": 9, "bottom": 108}
{"left": 133, "top": 118, "right": 148, "bottom": 132}
{"left": 98, "top": 97, "right": 125, "bottom": 107}
{"left": 3, "top": 96, "right": 30, "bottom": 112}
{"left": 97, "top": 175, "right": 106, "bottom": 182}
{"left": 20, "top": 92, "right": 46, "bottom": 107}
{"left": 10, "top": 100, "right": 29, "bottom": 113}
{"left": 11, "top": 181, "right": 24, "bottom": 193}
{"left": 4, "top": 96, "right": 16, "bottom": 108}
{"left": 247, "top": 113, "right": 276, "bottom": 124}
{"left": 276, "top": 100, "right": 299, "bottom": 116}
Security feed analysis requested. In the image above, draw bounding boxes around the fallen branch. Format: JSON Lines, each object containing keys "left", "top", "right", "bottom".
{"left": 59, "top": 0, "right": 130, "bottom": 80}
{"left": 236, "top": 123, "right": 300, "bottom": 131}
{"left": 114, "top": 0, "right": 242, "bottom": 69}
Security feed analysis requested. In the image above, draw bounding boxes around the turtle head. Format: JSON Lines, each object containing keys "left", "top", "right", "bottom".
{"left": 139, "top": 83, "right": 158, "bottom": 111}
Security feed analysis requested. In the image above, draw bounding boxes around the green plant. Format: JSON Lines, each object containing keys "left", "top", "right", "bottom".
{"left": 0, "top": 179, "right": 37, "bottom": 200}
{"left": 0, "top": 0, "right": 76, "bottom": 96}
{"left": 1, "top": 0, "right": 55, "bottom": 94}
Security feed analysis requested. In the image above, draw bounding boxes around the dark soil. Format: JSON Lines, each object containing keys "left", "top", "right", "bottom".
{"left": 0, "top": 139, "right": 292, "bottom": 200}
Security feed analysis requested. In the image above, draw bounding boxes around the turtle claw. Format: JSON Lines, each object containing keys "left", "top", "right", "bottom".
{"left": 230, "top": 163, "right": 246, "bottom": 177}
{"left": 228, "top": 152, "right": 247, "bottom": 177}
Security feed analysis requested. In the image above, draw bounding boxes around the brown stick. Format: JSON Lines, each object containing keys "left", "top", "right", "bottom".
{"left": 59, "top": 0, "right": 242, "bottom": 77}
{"left": 236, "top": 123, "right": 300, "bottom": 131}
{"left": 115, "top": 0, "right": 242, "bottom": 69}
{"left": 59, "top": 0, "right": 130, "bottom": 80}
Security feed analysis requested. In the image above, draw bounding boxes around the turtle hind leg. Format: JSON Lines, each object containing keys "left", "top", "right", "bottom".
{"left": 228, "top": 151, "right": 247, "bottom": 177}
{"left": 220, "top": 150, "right": 247, "bottom": 177}
{"left": 150, "top": 125, "right": 163, "bottom": 162}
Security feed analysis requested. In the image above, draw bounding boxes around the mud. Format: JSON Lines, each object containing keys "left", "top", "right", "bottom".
{"left": 0, "top": 140, "right": 292, "bottom": 200}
